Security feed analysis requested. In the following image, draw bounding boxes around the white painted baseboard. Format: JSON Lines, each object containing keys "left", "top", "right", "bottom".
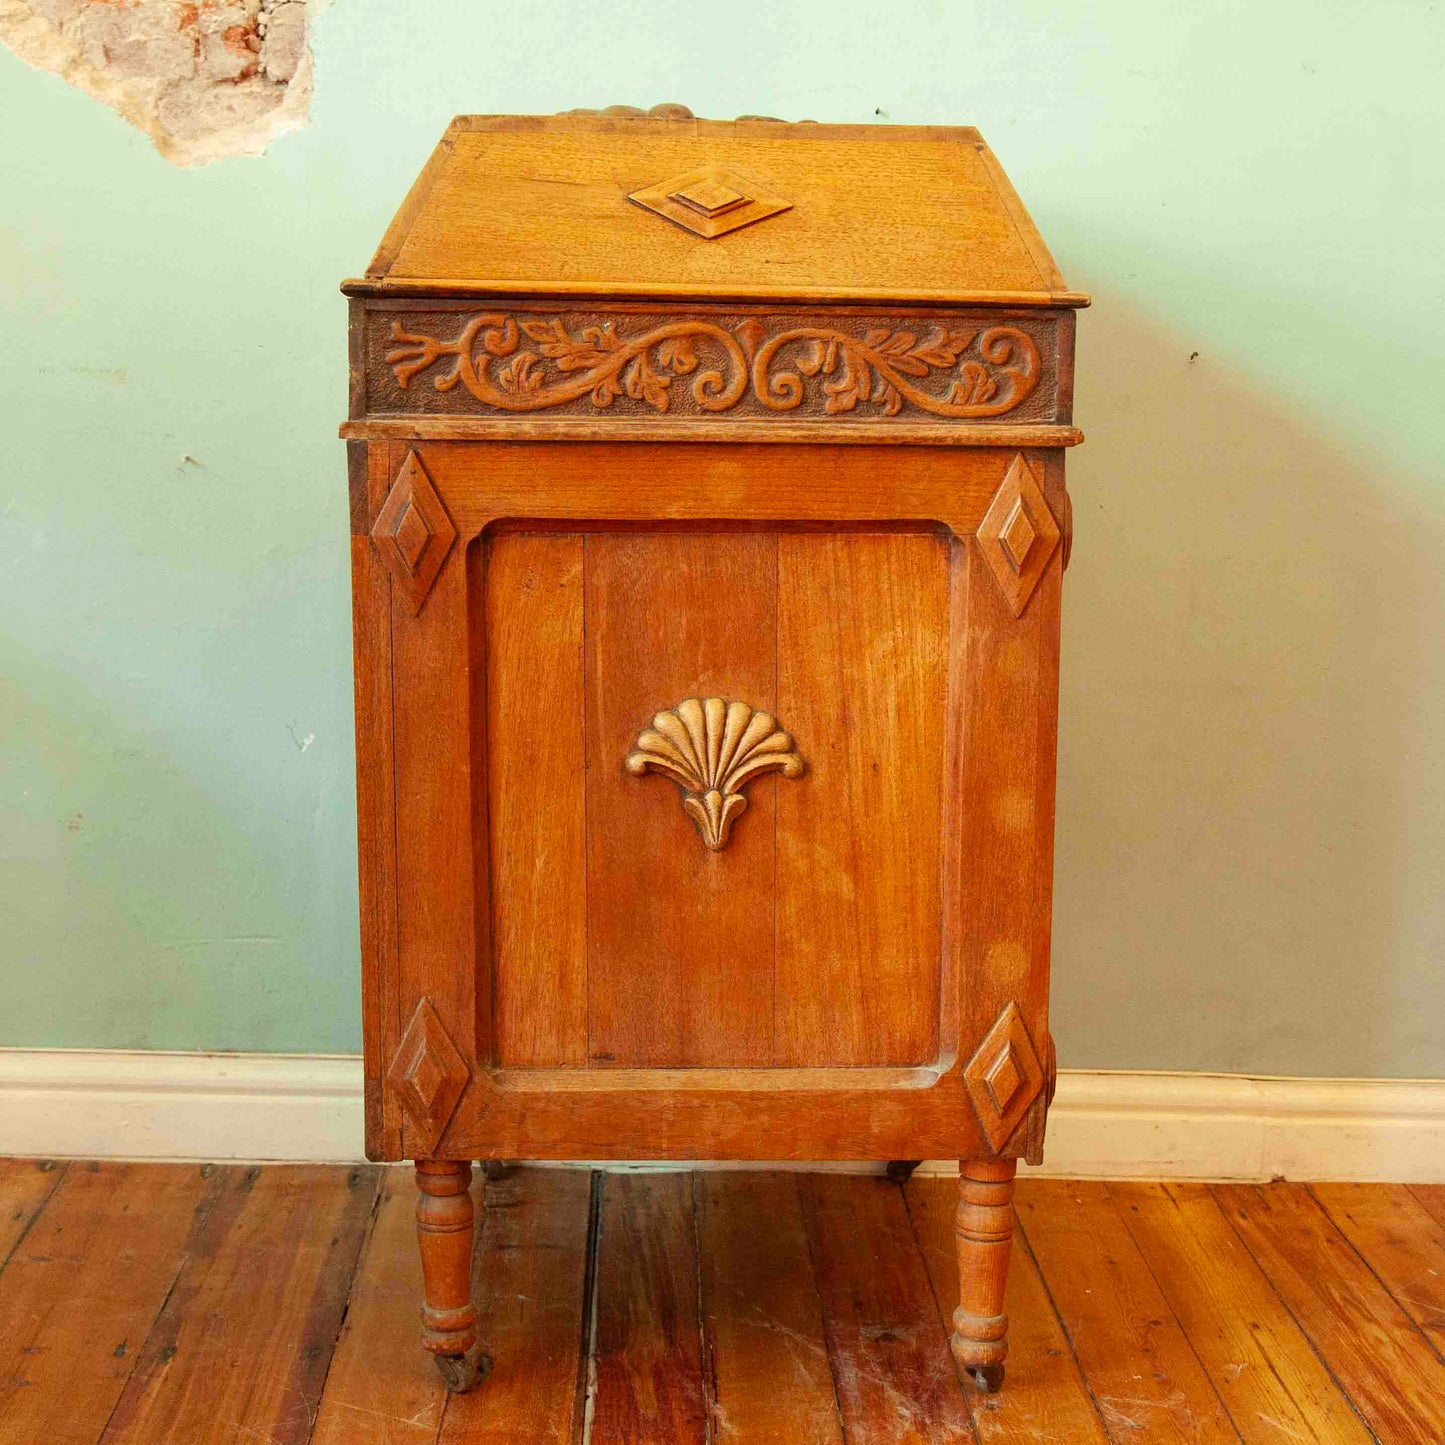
{"left": 1, "top": 1049, "right": 1442, "bottom": 1181}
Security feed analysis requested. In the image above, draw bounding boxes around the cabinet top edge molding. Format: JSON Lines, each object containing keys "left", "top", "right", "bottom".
{"left": 355, "top": 112, "right": 1089, "bottom": 310}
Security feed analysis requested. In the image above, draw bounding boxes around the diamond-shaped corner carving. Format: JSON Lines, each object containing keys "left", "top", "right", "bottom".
{"left": 371, "top": 450, "right": 456, "bottom": 614}
{"left": 388, "top": 997, "right": 469, "bottom": 1151}
{"left": 977, "top": 454, "right": 1061, "bottom": 618}
{"left": 964, "top": 1001, "right": 1045, "bottom": 1153}
{"left": 628, "top": 163, "right": 793, "bottom": 239}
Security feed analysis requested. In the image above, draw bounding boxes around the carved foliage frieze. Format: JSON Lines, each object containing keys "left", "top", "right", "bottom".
{"left": 626, "top": 697, "right": 804, "bottom": 850}
{"left": 363, "top": 305, "right": 1060, "bottom": 425}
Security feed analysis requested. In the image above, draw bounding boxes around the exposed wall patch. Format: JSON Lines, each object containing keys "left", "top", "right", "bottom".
{"left": 0, "top": 0, "right": 313, "bottom": 166}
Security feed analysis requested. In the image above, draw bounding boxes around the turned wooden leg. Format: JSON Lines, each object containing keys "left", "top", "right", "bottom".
{"left": 415, "top": 1160, "right": 488, "bottom": 1393}
{"left": 951, "top": 1158, "right": 1017, "bottom": 1393}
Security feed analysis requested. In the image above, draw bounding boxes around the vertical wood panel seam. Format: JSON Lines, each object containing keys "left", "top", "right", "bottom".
{"left": 581, "top": 535, "right": 593, "bottom": 1074}
{"left": 771, "top": 532, "right": 780, "bottom": 1065}
{"left": 582, "top": 534, "right": 594, "bottom": 1070}
{"left": 385, "top": 443, "right": 406, "bottom": 1156}
{"left": 1205, "top": 1187, "right": 1383, "bottom": 1442}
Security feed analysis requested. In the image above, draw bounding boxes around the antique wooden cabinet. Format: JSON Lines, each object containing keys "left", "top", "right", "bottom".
{"left": 342, "top": 106, "right": 1085, "bottom": 1398}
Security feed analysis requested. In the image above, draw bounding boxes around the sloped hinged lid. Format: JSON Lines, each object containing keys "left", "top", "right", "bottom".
{"left": 348, "top": 111, "right": 1087, "bottom": 307}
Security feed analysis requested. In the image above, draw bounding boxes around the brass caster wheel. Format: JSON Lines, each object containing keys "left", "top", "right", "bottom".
{"left": 434, "top": 1351, "right": 492, "bottom": 1394}
{"left": 966, "top": 1363, "right": 1004, "bottom": 1394}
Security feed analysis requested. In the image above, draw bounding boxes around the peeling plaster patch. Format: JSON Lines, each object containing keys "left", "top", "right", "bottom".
{"left": 0, "top": 0, "right": 313, "bottom": 165}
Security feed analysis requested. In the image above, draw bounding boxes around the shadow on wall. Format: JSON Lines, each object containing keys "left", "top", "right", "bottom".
{"left": 2, "top": 639, "right": 352, "bottom": 1051}
{"left": 1052, "top": 293, "right": 1442, "bottom": 1078}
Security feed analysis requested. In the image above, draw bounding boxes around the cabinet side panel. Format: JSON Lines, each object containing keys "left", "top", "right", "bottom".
{"left": 585, "top": 531, "right": 778, "bottom": 1067}
{"left": 774, "top": 532, "right": 950, "bottom": 1066}
{"left": 351, "top": 443, "right": 400, "bottom": 1157}
{"left": 485, "top": 533, "right": 588, "bottom": 1066}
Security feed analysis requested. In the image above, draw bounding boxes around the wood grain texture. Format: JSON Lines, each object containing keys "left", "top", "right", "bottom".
{"left": 906, "top": 1174, "right": 1108, "bottom": 1444}
{"left": 341, "top": 415, "right": 1085, "bottom": 448}
{"left": 799, "top": 1173, "right": 975, "bottom": 1443}
{"left": 696, "top": 1173, "right": 842, "bottom": 1445}
{"left": 100, "top": 1165, "right": 380, "bottom": 1445}
{"left": 1014, "top": 1180, "right": 1237, "bottom": 1443}
{"left": 439, "top": 1167, "right": 594, "bottom": 1444}
{"left": 775, "top": 532, "right": 949, "bottom": 1067}
{"left": 1214, "top": 1182, "right": 1445, "bottom": 1440}
{"left": 388, "top": 442, "right": 481, "bottom": 1150}
{"left": 353, "top": 442, "right": 401, "bottom": 1157}
{"left": 310, "top": 1167, "right": 446, "bottom": 1445}
{"left": 0, "top": 1162, "right": 222, "bottom": 1445}
{"left": 483, "top": 531, "right": 587, "bottom": 1067}
{"left": 0, "top": 1157, "right": 64, "bottom": 1267}
{"left": 1311, "top": 1181, "right": 1445, "bottom": 1357}
{"left": 1111, "top": 1182, "right": 1371, "bottom": 1444}
{"left": 585, "top": 531, "right": 779, "bottom": 1067}
{"left": 590, "top": 1171, "right": 709, "bottom": 1445}
{"left": 354, "top": 114, "right": 1086, "bottom": 306}
{"left": 955, "top": 464, "right": 1062, "bottom": 1145}
{"left": 1412, "top": 1184, "right": 1445, "bottom": 1232}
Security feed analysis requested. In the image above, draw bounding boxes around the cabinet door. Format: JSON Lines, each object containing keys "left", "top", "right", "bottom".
{"left": 484, "top": 524, "right": 951, "bottom": 1070}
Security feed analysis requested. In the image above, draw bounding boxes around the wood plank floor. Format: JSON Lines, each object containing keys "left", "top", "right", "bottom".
{"left": 1, "top": 1162, "right": 1442, "bottom": 1443}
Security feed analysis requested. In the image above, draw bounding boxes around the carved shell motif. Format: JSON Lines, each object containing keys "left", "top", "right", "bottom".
{"left": 625, "top": 697, "right": 804, "bottom": 850}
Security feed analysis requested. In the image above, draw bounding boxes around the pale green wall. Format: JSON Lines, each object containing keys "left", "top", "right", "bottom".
{"left": 3, "top": 2, "right": 1442, "bottom": 1072}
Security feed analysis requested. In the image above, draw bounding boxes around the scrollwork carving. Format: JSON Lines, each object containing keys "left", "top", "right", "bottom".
{"left": 381, "top": 311, "right": 1046, "bottom": 421}
{"left": 387, "top": 316, "right": 748, "bottom": 415}
{"left": 751, "top": 324, "right": 1038, "bottom": 418}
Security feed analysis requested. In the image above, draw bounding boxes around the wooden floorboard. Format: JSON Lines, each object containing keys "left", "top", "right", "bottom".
{"left": 1310, "top": 1182, "right": 1445, "bottom": 1359}
{"left": 0, "top": 1162, "right": 224, "bottom": 1445}
{"left": 0, "top": 1158, "right": 66, "bottom": 1267}
{"left": 310, "top": 1166, "right": 447, "bottom": 1445}
{"left": 588, "top": 1171, "right": 709, "bottom": 1445}
{"left": 696, "top": 1172, "right": 843, "bottom": 1445}
{"left": 1109, "top": 1182, "right": 1371, "bottom": 1443}
{"left": 799, "top": 1172, "right": 975, "bottom": 1444}
{"left": 1014, "top": 1179, "right": 1239, "bottom": 1442}
{"left": 438, "top": 1165, "right": 595, "bottom": 1445}
{"left": 98, "top": 1163, "right": 380, "bottom": 1445}
{"left": 1213, "top": 1182, "right": 1445, "bottom": 1442}
{"left": 6, "top": 1164, "right": 1445, "bottom": 1442}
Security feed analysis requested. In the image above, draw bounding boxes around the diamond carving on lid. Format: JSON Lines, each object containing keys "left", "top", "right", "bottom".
{"left": 629, "top": 162, "right": 792, "bottom": 239}
{"left": 671, "top": 175, "right": 749, "bottom": 217}
{"left": 977, "top": 453, "right": 1060, "bottom": 617}
{"left": 388, "top": 997, "right": 469, "bottom": 1151}
{"left": 371, "top": 449, "right": 456, "bottom": 615}
{"left": 964, "top": 1001, "right": 1045, "bottom": 1152}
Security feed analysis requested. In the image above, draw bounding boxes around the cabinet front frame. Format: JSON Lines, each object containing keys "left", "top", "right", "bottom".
{"left": 353, "top": 439, "right": 1064, "bottom": 1163}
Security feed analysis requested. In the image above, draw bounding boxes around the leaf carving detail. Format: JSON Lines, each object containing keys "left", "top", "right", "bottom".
{"left": 384, "top": 315, "right": 1041, "bottom": 419}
